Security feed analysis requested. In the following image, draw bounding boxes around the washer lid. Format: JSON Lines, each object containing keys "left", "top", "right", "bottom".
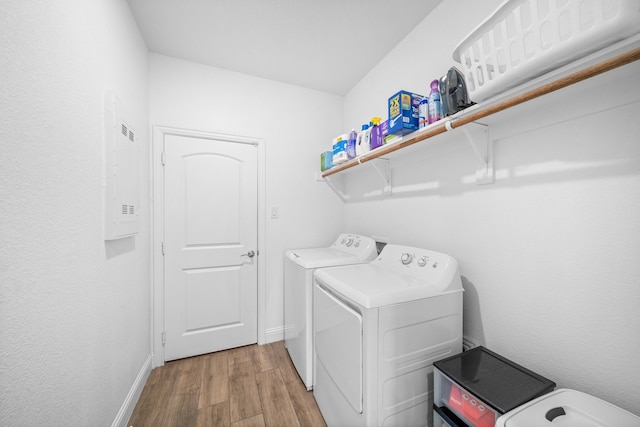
{"left": 285, "top": 248, "right": 364, "bottom": 269}
{"left": 314, "top": 244, "right": 463, "bottom": 308}
{"left": 495, "top": 389, "right": 640, "bottom": 427}
{"left": 314, "top": 262, "right": 461, "bottom": 309}
{"left": 284, "top": 234, "right": 377, "bottom": 269}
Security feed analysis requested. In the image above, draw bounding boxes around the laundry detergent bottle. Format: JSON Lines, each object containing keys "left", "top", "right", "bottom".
{"left": 369, "top": 117, "right": 383, "bottom": 150}
{"left": 356, "top": 123, "right": 371, "bottom": 157}
{"left": 332, "top": 134, "right": 349, "bottom": 164}
{"left": 428, "top": 79, "right": 442, "bottom": 124}
{"left": 346, "top": 129, "right": 357, "bottom": 159}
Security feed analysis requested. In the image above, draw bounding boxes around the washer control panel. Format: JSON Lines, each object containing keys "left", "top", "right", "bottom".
{"left": 399, "top": 252, "right": 440, "bottom": 269}
{"left": 372, "top": 244, "right": 457, "bottom": 287}
{"left": 330, "top": 234, "right": 377, "bottom": 260}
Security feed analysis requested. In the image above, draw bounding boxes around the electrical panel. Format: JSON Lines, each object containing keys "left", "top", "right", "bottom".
{"left": 103, "top": 91, "right": 138, "bottom": 240}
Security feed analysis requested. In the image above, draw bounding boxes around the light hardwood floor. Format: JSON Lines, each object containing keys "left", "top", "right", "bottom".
{"left": 127, "top": 341, "right": 326, "bottom": 427}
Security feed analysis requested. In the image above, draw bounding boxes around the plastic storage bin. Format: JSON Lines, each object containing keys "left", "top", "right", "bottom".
{"left": 453, "top": 0, "right": 640, "bottom": 102}
{"left": 434, "top": 371, "right": 500, "bottom": 427}
{"left": 433, "top": 346, "right": 556, "bottom": 427}
{"left": 496, "top": 388, "right": 640, "bottom": 426}
{"left": 434, "top": 405, "right": 463, "bottom": 427}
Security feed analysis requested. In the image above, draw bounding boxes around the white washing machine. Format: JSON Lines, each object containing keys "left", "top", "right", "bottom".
{"left": 313, "top": 244, "right": 464, "bottom": 427}
{"left": 284, "top": 234, "right": 377, "bottom": 390}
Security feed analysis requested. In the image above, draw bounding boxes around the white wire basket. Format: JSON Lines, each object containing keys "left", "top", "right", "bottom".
{"left": 453, "top": 0, "right": 640, "bottom": 103}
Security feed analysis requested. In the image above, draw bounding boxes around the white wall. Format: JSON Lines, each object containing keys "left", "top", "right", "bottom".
{"left": 3, "top": 0, "right": 637, "bottom": 423}
{"left": 343, "top": 0, "right": 640, "bottom": 416}
{"left": 148, "top": 54, "right": 345, "bottom": 340}
{"left": 0, "top": 1, "right": 150, "bottom": 425}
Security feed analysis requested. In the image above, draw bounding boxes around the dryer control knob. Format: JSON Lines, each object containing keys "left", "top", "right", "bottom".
{"left": 346, "top": 238, "right": 354, "bottom": 247}
{"left": 401, "top": 253, "right": 413, "bottom": 265}
{"left": 417, "top": 257, "right": 427, "bottom": 267}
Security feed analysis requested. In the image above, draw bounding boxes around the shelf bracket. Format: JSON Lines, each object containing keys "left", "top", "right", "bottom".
{"left": 447, "top": 121, "right": 494, "bottom": 184}
{"left": 323, "top": 174, "right": 350, "bottom": 201}
{"left": 322, "top": 158, "right": 391, "bottom": 200}
{"left": 368, "top": 158, "right": 392, "bottom": 195}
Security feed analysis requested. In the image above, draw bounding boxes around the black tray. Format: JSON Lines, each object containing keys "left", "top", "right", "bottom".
{"left": 434, "top": 346, "right": 556, "bottom": 414}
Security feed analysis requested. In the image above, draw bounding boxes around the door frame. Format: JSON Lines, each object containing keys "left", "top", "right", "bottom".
{"left": 151, "top": 125, "right": 266, "bottom": 367}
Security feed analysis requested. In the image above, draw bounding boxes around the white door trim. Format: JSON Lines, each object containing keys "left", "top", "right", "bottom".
{"left": 150, "top": 125, "right": 266, "bottom": 367}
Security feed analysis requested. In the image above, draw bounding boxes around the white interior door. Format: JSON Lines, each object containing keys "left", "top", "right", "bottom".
{"left": 163, "top": 133, "right": 258, "bottom": 361}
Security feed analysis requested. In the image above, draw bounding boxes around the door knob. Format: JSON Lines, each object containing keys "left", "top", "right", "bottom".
{"left": 241, "top": 250, "right": 255, "bottom": 258}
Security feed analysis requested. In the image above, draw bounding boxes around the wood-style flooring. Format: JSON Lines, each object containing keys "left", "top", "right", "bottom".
{"left": 127, "top": 341, "right": 326, "bottom": 427}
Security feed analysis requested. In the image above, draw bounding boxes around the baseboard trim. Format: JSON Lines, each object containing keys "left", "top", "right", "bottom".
{"left": 265, "top": 325, "right": 284, "bottom": 344}
{"left": 112, "top": 353, "right": 153, "bottom": 427}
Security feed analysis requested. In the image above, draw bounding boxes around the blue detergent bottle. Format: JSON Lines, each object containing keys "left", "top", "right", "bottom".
{"left": 346, "top": 129, "right": 357, "bottom": 159}
{"left": 428, "top": 79, "right": 442, "bottom": 124}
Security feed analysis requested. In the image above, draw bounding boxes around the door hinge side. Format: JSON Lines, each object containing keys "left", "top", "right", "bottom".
{"left": 161, "top": 332, "right": 166, "bottom": 345}
{"left": 161, "top": 151, "right": 166, "bottom": 166}
{"left": 161, "top": 242, "right": 165, "bottom": 255}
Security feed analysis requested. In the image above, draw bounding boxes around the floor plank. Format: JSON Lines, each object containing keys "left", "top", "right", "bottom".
{"left": 127, "top": 342, "right": 326, "bottom": 427}
{"left": 255, "top": 368, "right": 300, "bottom": 427}
{"left": 165, "top": 391, "right": 199, "bottom": 426}
{"left": 229, "top": 360, "right": 262, "bottom": 422}
{"left": 196, "top": 402, "right": 230, "bottom": 427}
{"left": 128, "top": 378, "right": 174, "bottom": 427}
{"left": 270, "top": 341, "right": 301, "bottom": 385}
{"left": 231, "top": 414, "right": 266, "bottom": 427}
{"left": 250, "top": 342, "right": 277, "bottom": 373}
{"left": 228, "top": 345, "right": 252, "bottom": 366}
{"left": 199, "top": 351, "right": 229, "bottom": 408}
{"left": 286, "top": 377, "right": 326, "bottom": 427}
{"left": 178, "top": 356, "right": 205, "bottom": 394}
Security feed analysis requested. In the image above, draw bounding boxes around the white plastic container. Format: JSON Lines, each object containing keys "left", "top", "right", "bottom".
{"left": 453, "top": 0, "right": 640, "bottom": 103}
{"left": 355, "top": 125, "right": 372, "bottom": 157}
{"left": 495, "top": 389, "right": 640, "bottom": 427}
{"left": 332, "top": 133, "right": 349, "bottom": 165}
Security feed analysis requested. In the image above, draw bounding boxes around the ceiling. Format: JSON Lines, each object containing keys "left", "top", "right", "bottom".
{"left": 126, "top": 0, "right": 442, "bottom": 95}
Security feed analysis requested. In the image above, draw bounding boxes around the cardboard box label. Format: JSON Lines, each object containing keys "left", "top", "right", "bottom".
{"left": 388, "top": 90, "right": 424, "bottom": 136}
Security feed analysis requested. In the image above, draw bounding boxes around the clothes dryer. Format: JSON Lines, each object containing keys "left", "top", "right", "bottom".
{"left": 284, "top": 234, "right": 377, "bottom": 390}
{"left": 313, "top": 244, "right": 464, "bottom": 427}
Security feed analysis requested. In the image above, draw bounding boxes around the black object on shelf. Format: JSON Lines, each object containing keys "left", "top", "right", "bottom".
{"left": 434, "top": 346, "right": 556, "bottom": 415}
